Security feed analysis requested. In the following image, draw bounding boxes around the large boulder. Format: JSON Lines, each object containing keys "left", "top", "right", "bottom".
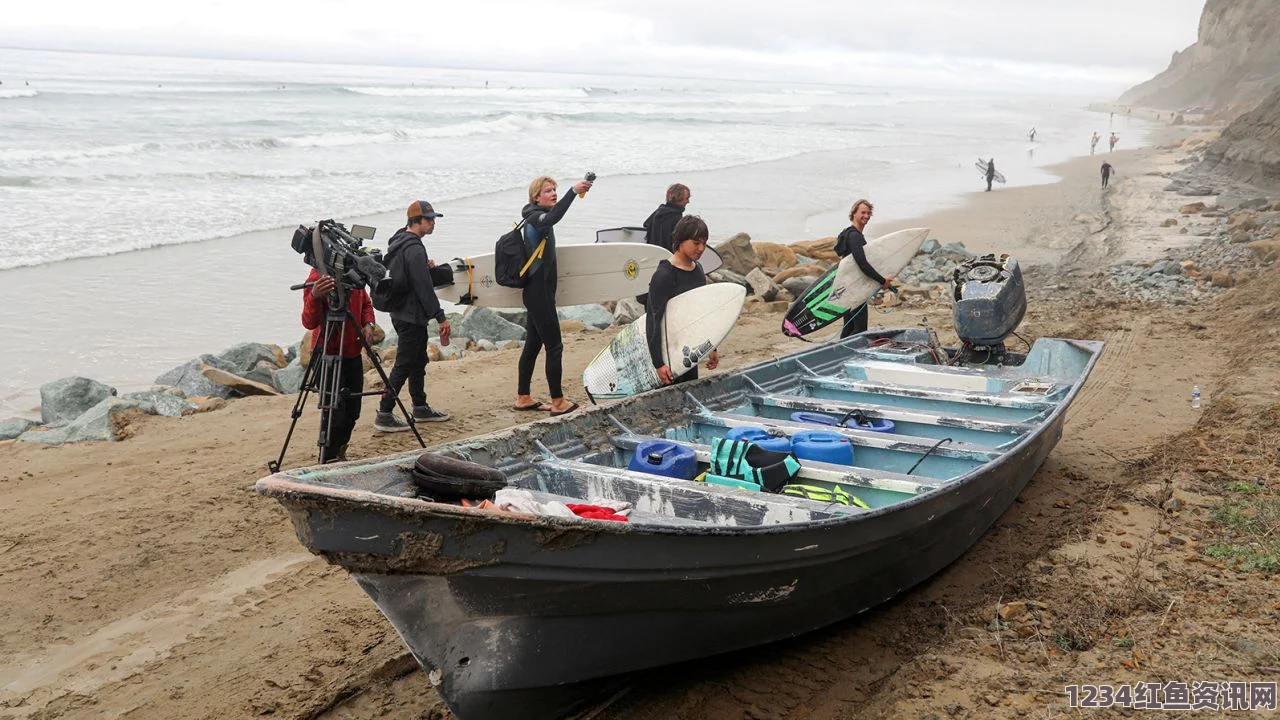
{"left": 121, "top": 391, "right": 198, "bottom": 417}
{"left": 613, "top": 297, "right": 645, "bottom": 325}
{"left": 745, "top": 267, "right": 781, "bottom": 302}
{"left": 40, "top": 376, "right": 117, "bottom": 426}
{"left": 788, "top": 237, "right": 839, "bottom": 264}
{"left": 772, "top": 264, "right": 827, "bottom": 284}
{"left": 713, "top": 233, "right": 762, "bottom": 276}
{"left": 708, "top": 268, "right": 749, "bottom": 288}
{"left": 219, "top": 342, "right": 286, "bottom": 373}
{"left": 457, "top": 307, "right": 526, "bottom": 343}
{"left": 557, "top": 304, "right": 614, "bottom": 329}
{"left": 0, "top": 417, "right": 37, "bottom": 440}
{"left": 19, "top": 397, "right": 146, "bottom": 445}
{"left": 781, "top": 276, "right": 818, "bottom": 298}
{"left": 492, "top": 308, "right": 528, "bottom": 327}
{"left": 753, "top": 242, "right": 798, "bottom": 272}
{"left": 155, "top": 354, "right": 241, "bottom": 400}
{"left": 274, "top": 357, "right": 307, "bottom": 394}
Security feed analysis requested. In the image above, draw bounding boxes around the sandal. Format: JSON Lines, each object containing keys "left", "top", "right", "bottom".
{"left": 549, "top": 401, "right": 580, "bottom": 417}
{"left": 512, "top": 401, "right": 552, "bottom": 411}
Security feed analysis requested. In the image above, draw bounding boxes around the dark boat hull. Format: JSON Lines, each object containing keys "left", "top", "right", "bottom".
{"left": 261, "top": 329, "right": 1096, "bottom": 719}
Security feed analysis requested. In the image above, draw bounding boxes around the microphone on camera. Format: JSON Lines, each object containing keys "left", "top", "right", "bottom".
{"left": 579, "top": 171, "right": 596, "bottom": 198}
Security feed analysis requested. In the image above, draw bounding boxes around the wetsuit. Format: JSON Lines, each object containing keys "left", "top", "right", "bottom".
{"left": 645, "top": 259, "right": 706, "bottom": 383}
{"left": 834, "top": 225, "right": 885, "bottom": 339}
{"left": 1101, "top": 163, "right": 1113, "bottom": 188}
{"left": 518, "top": 191, "right": 577, "bottom": 398}
{"left": 985, "top": 161, "right": 996, "bottom": 192}
{"left": 637, "top": 201, "right": 685, "bottom": 305}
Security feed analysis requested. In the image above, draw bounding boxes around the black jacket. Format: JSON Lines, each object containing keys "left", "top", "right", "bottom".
{"left": 834, "top": 226, "right": 885, "bottom": 285}
{"left": 642, "top": 203, "right": 684, "bottom": 252}
{"left": 385, "top": 227, "right": 446, "bottom": 327}
{"left": 645, "top": 259, "right": 706, "bottom": 369}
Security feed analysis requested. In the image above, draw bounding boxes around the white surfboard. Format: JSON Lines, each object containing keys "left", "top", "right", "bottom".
{"left": 595, "top": 226, "right": 724, "bottom": 274}
{"left": 583, "top": 283, "right": 746, "bottom": 400}
{"left": 435, "top": 243, "right": 671, "bottom": 308}
{"left": 975, "top": 159, "right": 1006, "bottom": 184}
{"left": 783, "top": 227, "right": 931, "bottom": 337}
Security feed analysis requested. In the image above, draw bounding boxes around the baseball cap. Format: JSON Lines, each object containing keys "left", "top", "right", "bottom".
{"left": 407, "top": 200, "right": 443, "bottom": 219}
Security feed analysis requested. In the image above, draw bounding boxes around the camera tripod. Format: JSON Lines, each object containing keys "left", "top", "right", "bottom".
{"left": 268, "top": 281, "right": 423, "bottom": 472}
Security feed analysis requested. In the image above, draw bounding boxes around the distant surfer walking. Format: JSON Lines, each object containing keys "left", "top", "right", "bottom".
{"left": 512, "top": 174, "right": 593, "bottom": 416}
{"left": 642, "top": 183, "right": 690, "bottom": 252}
{"left": 637, "top": 183, "right": 691, "bottom": 306}
{"left": 646, "top": 216, "right": 719, "bottom": 385}
{"left": 984, "top": 158, "right": 996, "bottom": 192}
{"left": 835, "top": 199, "right": 893, "bottom": 339}
{"left": 1109, "top": 133, "right": 1119, "bottom": 152}
{"left": 1028, "top": 127, "right": 1036, "bottom": 142}
{"left": 1091, "top": 132, "right": 1100, "bottom": 155}
{"left": 1101, "top": 162, "right": 1114, "bottom": 188}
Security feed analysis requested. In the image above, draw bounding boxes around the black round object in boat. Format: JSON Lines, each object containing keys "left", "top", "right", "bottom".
{"left": 412, "top": 453, "right": 508, "bottom": 500}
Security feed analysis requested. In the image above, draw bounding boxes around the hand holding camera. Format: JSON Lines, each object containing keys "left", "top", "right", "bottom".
{"left": 576, "top": 171, "right": 596, "bottom": 198}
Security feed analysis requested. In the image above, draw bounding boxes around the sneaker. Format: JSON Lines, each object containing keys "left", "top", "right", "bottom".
{"left": 374, "top": 411, "right": 412, "bottom": 433}
{"left": 413, "top": 404, "right": 450, "bottom": 423}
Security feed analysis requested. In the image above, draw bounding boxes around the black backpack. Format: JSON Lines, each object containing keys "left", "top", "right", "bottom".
{"left": 371, "top": 249, "right": 410, "bottom": 313}
{"left": 494, "top": 218, "right": 546, "bottom": 288}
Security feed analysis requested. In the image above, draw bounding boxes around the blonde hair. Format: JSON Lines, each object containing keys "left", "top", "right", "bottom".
{"left": 848, "top": 199, "right": 874, "bottom": 222}
{"left": 528, "top": 176, "right": 557, "bottom": 204}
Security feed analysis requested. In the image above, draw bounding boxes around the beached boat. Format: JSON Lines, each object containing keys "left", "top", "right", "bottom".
{"left": 258, "top": 325, "right": 1102, "bottom": 720}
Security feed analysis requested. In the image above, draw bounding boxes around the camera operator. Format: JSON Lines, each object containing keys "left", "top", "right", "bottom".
{"left": 375, "top": 200, "right": 452, "bottom": 432}
{"left": 301, "top": 271, "right": 376, "bottom": 463}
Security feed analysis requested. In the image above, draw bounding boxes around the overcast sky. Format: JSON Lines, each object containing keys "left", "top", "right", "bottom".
{"left": 3, "top": 0, "right": 1206, "bottom": 87}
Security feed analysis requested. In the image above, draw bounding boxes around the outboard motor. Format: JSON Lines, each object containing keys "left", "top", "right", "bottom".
{"left": 951, "top": 254, "right": 1026, "bottom": 364}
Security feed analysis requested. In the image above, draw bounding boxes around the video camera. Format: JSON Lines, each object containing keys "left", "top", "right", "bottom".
{"left": 290, "top": 219, "right": 387, "bottom": 291}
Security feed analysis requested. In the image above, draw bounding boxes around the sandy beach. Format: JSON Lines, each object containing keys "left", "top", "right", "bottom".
{"left": 5, "top": 127, "right": 1280, "bottom": 719}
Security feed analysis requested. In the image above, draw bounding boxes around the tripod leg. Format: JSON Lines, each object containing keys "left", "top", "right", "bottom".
{"left": 347, "top": 308, "right": 426, "bottom": 448}
{"left": 268, "top": 335, "right": 326, "bottom": 472}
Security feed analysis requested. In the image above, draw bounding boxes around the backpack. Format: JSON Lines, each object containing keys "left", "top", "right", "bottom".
{"left": 494, "top": 218, "right": 546, "bottom": 289}
{"left": 370, "top": 250, "right": 410, "bottom": 312}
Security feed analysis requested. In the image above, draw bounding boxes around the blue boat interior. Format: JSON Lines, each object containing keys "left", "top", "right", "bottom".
{"left": 283, "top": 330, "right": 1102, "bottom": 531}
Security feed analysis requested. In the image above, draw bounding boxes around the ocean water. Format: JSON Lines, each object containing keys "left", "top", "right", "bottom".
{"left": 0, "top": 48, "right": 1153, "bottom": 417}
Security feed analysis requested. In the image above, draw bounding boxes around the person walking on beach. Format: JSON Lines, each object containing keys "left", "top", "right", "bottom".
{"left": 301, "top": 271, "right": 377, "bottom": 462}
{"left": 374, "top": 200, "right": 452, "bottom": 432}
{"left": 642, "top": 183, "right": 690, "bottom": 252}
{"left": 1101, "top": 162, "right": 1114, "bottom": 188}
{"left": 1109, "top": 133, "right": 1119, "bottom": 152}
{"left": 1028, "top": 127, "right": 1036, "bottom": 142}
{"left": 637, "top": 182, "right": 690, "bottom": 306}
{"left": 984, "top": 158, "right": 997, "bottom": 192}
{"left": 512, "top": 174, "right": 593, "bottom": 416}
{"left": 1091, "top": 132, "right": 1100, "bottom": 155}
{"left": 834, "top": 199, "right": 893, "bottom": 339}
{"left": 646, "top": 215, "right": 719, "bottom": 386}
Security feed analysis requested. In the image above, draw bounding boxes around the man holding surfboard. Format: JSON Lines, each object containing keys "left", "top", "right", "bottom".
{"left": 834, "top": 199, "right": 893, "bottom": 339}
{"left": 513, "top": 174, "right": 593, "bottom": 416}
{"left": 646, "top": 216, "right": 719, "bottom": 385}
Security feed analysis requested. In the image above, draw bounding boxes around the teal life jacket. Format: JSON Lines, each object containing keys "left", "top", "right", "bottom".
{"left": 709, "top": 437, "right": 802, "bottom": 493}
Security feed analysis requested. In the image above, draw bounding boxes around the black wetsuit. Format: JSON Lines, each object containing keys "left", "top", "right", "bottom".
{"left": 646, "top": 259, "right": 707, "bottom": 383}
{"left": 518, "top": 191, "right": 577, "bottom": 398}
{"left": 1101, "top": 162, "right": 1113, "bottom": 188}
{"left": 985, "top": 161, "right": 996, "bottom": 192}
{"left": 834, "top": 225, "right": 885, "bottom": 339}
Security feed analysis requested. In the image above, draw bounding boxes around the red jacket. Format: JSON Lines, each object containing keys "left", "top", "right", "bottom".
{"left": 302, "top": 269, "right": 376, "bottom": 358}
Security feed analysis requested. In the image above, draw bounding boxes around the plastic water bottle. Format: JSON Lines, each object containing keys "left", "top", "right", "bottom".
{"left": 1191, "top": 385, "right": 1202, "bottom": 409}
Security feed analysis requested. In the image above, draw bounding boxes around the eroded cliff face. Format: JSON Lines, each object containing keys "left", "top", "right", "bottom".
{"left": 1202, "top": 87, "right": 1280, "bottom": 186}
{"left": 1120, "top": 0, "right": 1280, "bottom": 115}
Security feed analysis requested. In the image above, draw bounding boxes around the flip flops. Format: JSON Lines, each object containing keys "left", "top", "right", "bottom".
{"left": 512, "top": 401, "right": 552, "bottom": 412}
{"left": 549, "top": 401, "right": 580, "bottom": 417}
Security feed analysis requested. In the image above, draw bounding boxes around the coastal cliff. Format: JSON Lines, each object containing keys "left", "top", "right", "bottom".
{"left": 1202, "top": 87, "right": 1280, "bottom": 187}
{"left": 1119, "top": 0, "right": 1280, "bottom": 116}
